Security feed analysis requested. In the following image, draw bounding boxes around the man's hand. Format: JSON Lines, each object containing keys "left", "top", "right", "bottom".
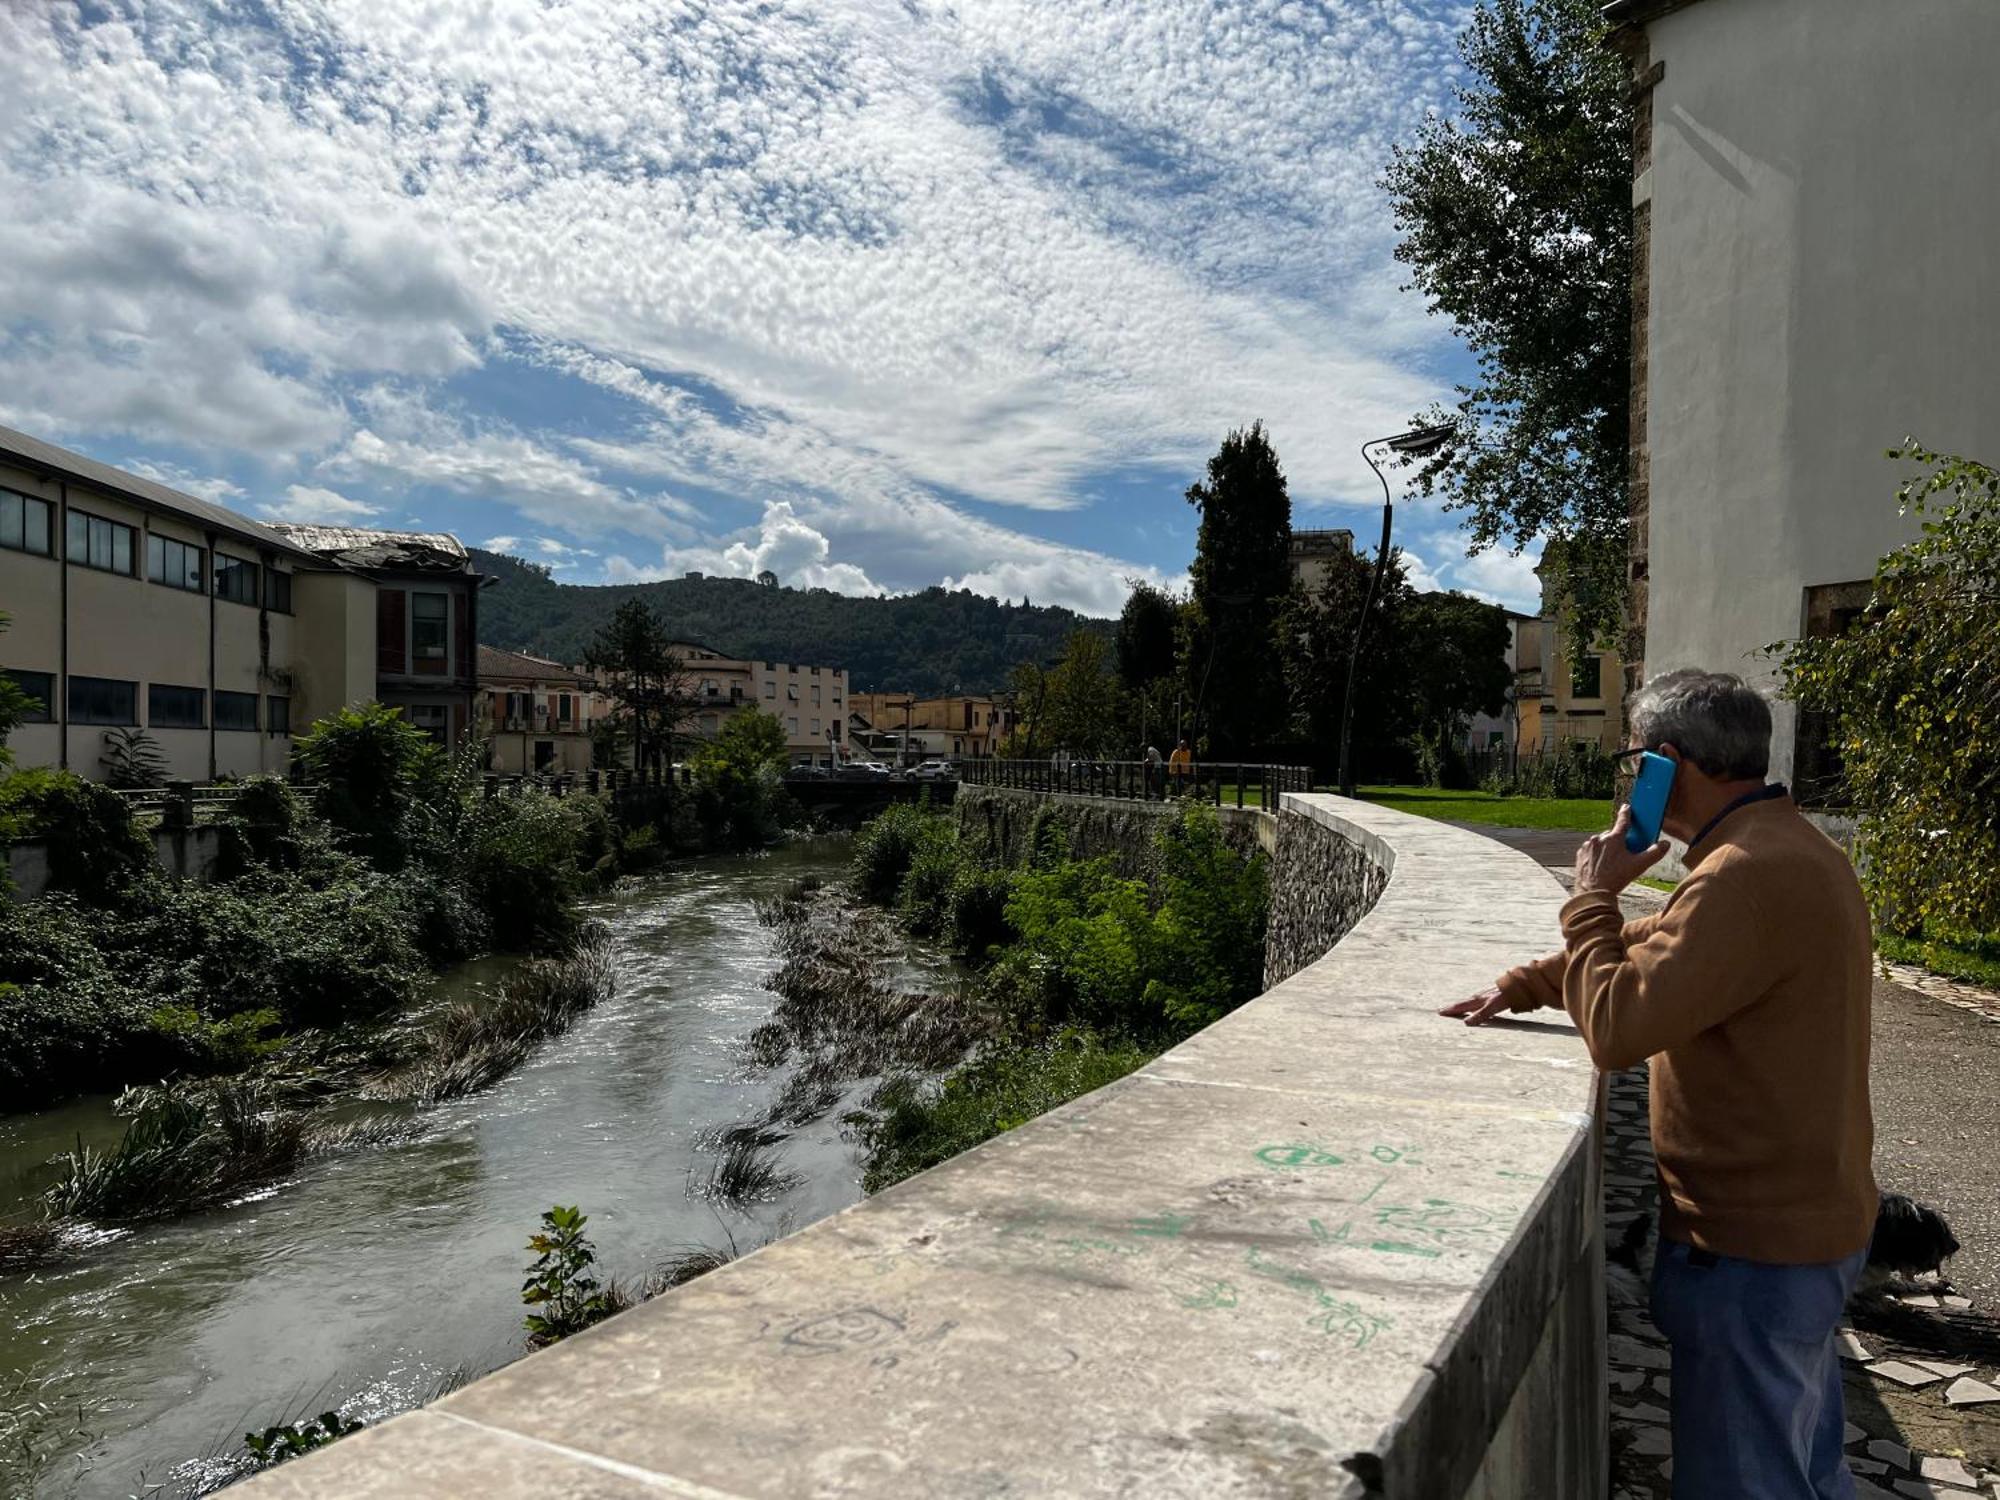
{"left": 1574, "top": 804, "right": 1669, "bottom": 896}
{"left": 1439, "top": 986, "right": 1512, "bottom": 1027}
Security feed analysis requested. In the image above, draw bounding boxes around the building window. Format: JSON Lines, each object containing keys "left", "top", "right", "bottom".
{"left": 810, "top": 665, "right": 819, "bottom": 676}
{"left": 214, "top": 553, "right": 259, "bottom": 606}
{"left": 267, "top": 695, "right": 291, "bottom": 735}
{"left": 0, "top": 489, "right": 54, "bottom": 556}
{"left": 265, "top": 568, "right": 293, "bottom": 614}
{"left": 786, "top": 685, "right": 798, "bottom": 701}
{"left": 411, "top": 592, "right": 449, "bottom": 673}
{"left": 147, "top": 535, "right": 207, "bottom": 593}
{"left": 558, "top": 693, "right": 573, "bottom": 723}
{"left": 811, "top": 685, "right": 821, "bottom": 706}
{"left": 829, "top": 721, "right": 841, "bottom": 741}
{"left": 4, "top": 669, "right": 53, "bottom": 722}
{"left": 1570, "top": 655, "right": 1602, "bottom": 700}
{"left": 66, "top": 509, "right": 136, "bottom": 575}
{"left": 534, "top": 739, "right": 556, "bottom": 772}
{"left": 68, "top": 675, "right": 137, "bottom": 726}
{"left": 148, "top": 683, "right": 207, "bottom": 729}
{"left": 810, "top": 718, "right": 820, "bottom": 736}
{"left": 763, "top": 680, "right": 775, "bottom": 698}
{"left": 214, "top": 690, "right": 259, "bottom": 731}
{"left": 788, "top": 717, "right": 799, "bottom": 735}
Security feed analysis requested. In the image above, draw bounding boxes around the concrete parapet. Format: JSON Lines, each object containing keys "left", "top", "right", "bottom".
{"left": 239, "top": 793, "right": 1604, "bottom": 1500}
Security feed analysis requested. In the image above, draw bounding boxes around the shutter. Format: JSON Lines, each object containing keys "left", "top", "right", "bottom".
{"left": 454, "top": 590, "right": 472, "bottom": 680}
{"left": 377, "top": 589, "right": 406, "bottom": 674}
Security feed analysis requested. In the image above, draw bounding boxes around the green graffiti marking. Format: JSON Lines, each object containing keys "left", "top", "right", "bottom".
{"left": 1309, "top": 1217, "right": 1442, "bottom": 1260}
{"left": 1369, "top": 1143, "right": 1424, "bottom": 1166}
{"left": 1309, "top": 1296, "right": 1394, "bottom": 1350}
{"left": 1129, "top": 1212, "right": 1193, "bottom": 1239}
{"left": 1254, "top": 1142, "right": 1344, "bottom": 1170}
{"left": 1181, "top": 1280, "right": 1239, "bottom": 1311}
{"left": 1369, "top": 1198, "right": 1509, "bottom": 1249}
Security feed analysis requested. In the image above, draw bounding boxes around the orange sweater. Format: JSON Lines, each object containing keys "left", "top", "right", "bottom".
{"left": 1496, "top": 794, "right": 1876, "bottom": 1264}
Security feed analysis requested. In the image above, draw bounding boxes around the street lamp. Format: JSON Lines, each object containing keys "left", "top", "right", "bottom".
{"left": 1337, "top": 422, "right": 1457, "bottom": 797}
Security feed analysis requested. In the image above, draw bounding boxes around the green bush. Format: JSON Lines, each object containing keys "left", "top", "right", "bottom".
{"left": 294, "top": 703, "right": 440, "bottom": 870}
{"left": 1143, "top": 804, "right": 1270, "bottom": 1029}
{"left": 1482, "top": 742, "right": 1616, "bottom": 799}
{"left": 1003, "top": 858, "right": 1157, "bottom": 1029}
{"left": 464, "top": 793, "right": 595, "bottom": 954}
{"left": 1777, "top": 443, "right": 2000, "bottom": 940}
{"left": 898, "top": 819, "right": 963, "bottom": 938}
{"left": 945, "top": 864, "right": 1017, "bottom": 959}
{"left": 861, "top": 1029, "right": 1153, "bottom": 1192}
{"left": 851, "top": 802, "right": 937, "bottom": 904}
{"left": 0, "top": 768, "right": 156, "bottom": 901}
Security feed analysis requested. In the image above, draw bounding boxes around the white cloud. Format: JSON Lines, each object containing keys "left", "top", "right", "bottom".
{"left": 0, "top": 0, "right": 1477, "bottom": 592}
{"left": 482, "top": 535, "right": 522, "bottom": 552}
{"left": 1449, "top": 546, "right": 1544, "bottom": 613}
{"left": 258, "top": 484, "right": 382, "bottom": 523}
{"left": 662, "top": 501, "right": 885, "bottom": 596}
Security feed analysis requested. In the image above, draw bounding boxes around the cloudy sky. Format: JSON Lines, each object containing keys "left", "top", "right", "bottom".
{"left": 0, "top": 0, "right": 1542, "bottom": 617}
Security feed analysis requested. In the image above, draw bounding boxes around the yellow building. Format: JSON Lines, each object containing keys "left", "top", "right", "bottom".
{"left": 0, "top": 423, "right": 481, "bottom": 781}
{"left": 678, "top": 642, "right": 849, "bottom": 768}
{"left": 846, "top": 692, "right": 1013, "bottom": 761}
{"left": 477, "top": 646, "right": 610, "bottom": 775}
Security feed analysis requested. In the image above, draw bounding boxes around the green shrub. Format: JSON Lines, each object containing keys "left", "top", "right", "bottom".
{"left": 1003, "top": 858, "right": 1157, "bottom": 1029}
{"left": 0, "top": 768, "right": 156, "bottom": 901}
{"left": 294, "top": 703, "right": 440, "bottom": 870}
{"left": 945, "top": 864, "right": 1017, "bottom": 959}
{"left": 851, "top": 802, "right": 937, "bottom": 904}
{"left": 898, "top": 819, "right": 963, "bottom": 937}
{"left": 861, "top": 1029, "right": 1154, "bottom": 1191}
{"left": 464, "top": 792, "right": 593, "bottom": 954}
{"left": 1143, "top": 804, "right": 1270, "bottom": 1029}
{"left": 146, "top": 1004, "right": 285, "bottom": 1073}
{"left": 521, "top": 1205, "right": 614, "bottom": 1346}
{"left": 1482, "top": 742, "right": 1616, "bottom": 799}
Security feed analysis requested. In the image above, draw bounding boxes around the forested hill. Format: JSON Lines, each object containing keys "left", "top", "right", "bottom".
{"left": 470, "top": 550, "right": 1113, "bottom": 694}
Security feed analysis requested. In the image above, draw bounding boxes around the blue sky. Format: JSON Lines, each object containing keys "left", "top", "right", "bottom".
{"left": 0, "top": 0, "right": 1543, "bottom": 617}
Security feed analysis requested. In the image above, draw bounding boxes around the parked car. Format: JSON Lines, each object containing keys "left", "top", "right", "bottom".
{"left": 911, "top": 759, "right": 957, "bottom": 781}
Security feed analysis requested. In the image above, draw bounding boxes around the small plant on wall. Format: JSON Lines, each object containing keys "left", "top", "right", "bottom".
{"left": 521, "top": 1204, "right": 614, "bottom": 1346}
{"left": 99, "top": 728, "right": 168, "bottom": 789}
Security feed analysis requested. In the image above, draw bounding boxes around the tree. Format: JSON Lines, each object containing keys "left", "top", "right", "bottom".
{"left": 1382, "top": 0, "right": 1633, "bottom": 656}
{"left": 689, "top": 708, "right": 792, "bottom": 849}
{"left": 585, "top": 600, "right": 695, "bottom": 775}
{"left": 1402, "top": 591, "right": 1513, "bottom": 782}
{"left": 1184, "top": 423, "right": 1294, "bottom": 756}
{"left": 1114, "top": 582, "right": 1179, "bottom": 688}
{"left": 1009, "top": 632, "right": 1124, "bottom": 759}
{"left": 0, "top": 612, "right": 39, "bottom": 772}
{"left": 1777, "top": 444, "right": 2000, "bottom": 941}
{"left": 1283, "top": 549, "right": 1418, "bottom": 782}
{"left": 294, "top": 703, "right": 440, "bottom": 869}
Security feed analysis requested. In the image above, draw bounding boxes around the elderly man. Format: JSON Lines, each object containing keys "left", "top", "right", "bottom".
{"left": 1443, "top": 671, "right": 1875, "bottom": 1500}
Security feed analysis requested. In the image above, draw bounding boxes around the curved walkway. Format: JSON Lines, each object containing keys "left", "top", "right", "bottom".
{"left": 244, "top": 795, "right": 1600, "bottom": 1499}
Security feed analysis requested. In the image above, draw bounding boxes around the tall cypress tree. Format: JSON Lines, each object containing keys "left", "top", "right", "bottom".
{"left": 1184, "top": 422, "right": 1293, "bottom": 757}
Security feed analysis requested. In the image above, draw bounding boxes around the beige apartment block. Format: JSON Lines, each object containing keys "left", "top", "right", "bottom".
{"left": 679, "top": 642, "right": 849, "bottom": 767}
{"left": 847, "top": 692, "right": 1014, "bottom": 762}
{"left": 478, "top": 646, "right": 609, "bottom": 776}
{"left": 0, "top": 424, "right": 483, "bottom": 783}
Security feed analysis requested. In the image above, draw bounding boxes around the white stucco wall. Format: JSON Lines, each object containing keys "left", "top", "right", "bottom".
{"left": 1642, "top": 0, "right": 2000, "bottom": 778}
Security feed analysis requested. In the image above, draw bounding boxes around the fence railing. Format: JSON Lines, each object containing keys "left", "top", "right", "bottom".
{"left": 957, "top": 758, "right": 1312, "bottom": 809}
{"left": 111, "top": 780, "right": 319, "bottom": 828}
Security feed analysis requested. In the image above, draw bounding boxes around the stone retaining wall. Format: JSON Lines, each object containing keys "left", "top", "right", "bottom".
{"left": 952, "top": 781, "right": 1272, "bottom": 878}
{"left": 242, "top": 793, "right": 1604, "bottom": 1500}
{"left": 5, "top": 826, "right": 224, "bottom": 901}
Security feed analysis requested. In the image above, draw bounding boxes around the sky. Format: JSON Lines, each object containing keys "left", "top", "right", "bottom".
{"left": 0, "top": 0, "right": 1544, "bottom": 619}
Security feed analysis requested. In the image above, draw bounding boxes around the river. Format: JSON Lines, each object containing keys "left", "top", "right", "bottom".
{"left": 0, "top": 841, "right": 941, "bottom": 1499}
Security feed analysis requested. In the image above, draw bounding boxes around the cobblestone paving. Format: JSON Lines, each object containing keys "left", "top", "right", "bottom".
{"left": 1881, "top": 962, "right": 2000, "bottom": 1025}
{"left": 1606, "top": 1063, "right": 2000, "bottom": 1499}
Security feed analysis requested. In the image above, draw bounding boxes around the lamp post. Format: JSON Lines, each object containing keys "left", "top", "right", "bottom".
{"left": 1337, "top": 422, "right": 1457, "bottom": 797}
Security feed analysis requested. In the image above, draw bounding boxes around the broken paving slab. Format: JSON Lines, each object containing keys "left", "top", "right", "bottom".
{"left": 1943, "top": 1376, "right": 2000, "bottom": 1407}
{"left": 1838, "top": 1330, "right": 1878, "bottom": 1361}
{"left": 1873, "top": 1360, "right": 1948, "bottom": 1387}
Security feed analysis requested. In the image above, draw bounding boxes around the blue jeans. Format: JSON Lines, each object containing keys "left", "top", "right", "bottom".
{"left": 1651, "top": 1239, "right": 1869, "bottom": 1499}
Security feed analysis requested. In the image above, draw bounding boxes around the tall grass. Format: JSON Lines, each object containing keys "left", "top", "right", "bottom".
{"left": 380, "top": 921, "right": 615, "bottom": 1106}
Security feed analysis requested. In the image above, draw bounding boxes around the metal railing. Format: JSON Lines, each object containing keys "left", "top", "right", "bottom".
{"left": 111, "top": 779, "right": 317, "bottom": 828}
{"left": 957, "top": 758, "right": 1312, "bottom": 809}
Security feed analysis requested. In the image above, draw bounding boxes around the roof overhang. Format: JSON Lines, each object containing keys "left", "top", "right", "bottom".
{"left": 1603, "top": 0, "right": 1713, "bottom": 26}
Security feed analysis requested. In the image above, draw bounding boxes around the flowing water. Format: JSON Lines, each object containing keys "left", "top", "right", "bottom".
{"left": 0, "top": 841, "right": 944, "bottom": 1499}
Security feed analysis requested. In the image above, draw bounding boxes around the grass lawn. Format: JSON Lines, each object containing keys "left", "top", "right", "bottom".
{"left": 1876, "top": 931, "right": 2000, "bottom": 991}
{"left": 1355, "top": 785, "right": 1613, "bottom": 833}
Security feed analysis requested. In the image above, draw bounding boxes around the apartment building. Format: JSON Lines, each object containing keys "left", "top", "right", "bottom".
{"left": 847, "top": 692, "right": 1013, "bottom": 762}
{"left": 477, "top": 646, "right": 609, "bottom": 775}
{"left": 676, "top": 642, "right": 849, "bottom": 767}
{"left": 0, "top": 423, "right": 482, "bottom": 781}
{"left": 1287, "top": 528, "right": 1355, "bottom": 597}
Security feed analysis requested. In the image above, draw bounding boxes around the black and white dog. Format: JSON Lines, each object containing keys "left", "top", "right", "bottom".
{"left": 1607, "top": 1192, "right": 1959, "bottom": 1304}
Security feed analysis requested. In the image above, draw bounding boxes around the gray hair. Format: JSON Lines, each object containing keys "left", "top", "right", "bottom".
{"left": 1627, "top": 670, "right": 1772, "bottom": 780}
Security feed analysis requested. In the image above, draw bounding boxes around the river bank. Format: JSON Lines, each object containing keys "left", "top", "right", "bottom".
{"left": 0, "top": 840, "right": 952, "bottom": 1500}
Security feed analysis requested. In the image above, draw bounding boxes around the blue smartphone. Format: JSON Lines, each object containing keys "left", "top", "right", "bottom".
{"left": 1625, "top": 752, "right": 1677, "bottom": 852}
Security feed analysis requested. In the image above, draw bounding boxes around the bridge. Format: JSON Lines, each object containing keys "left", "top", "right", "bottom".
{"left": 242, "top": 788, "right": 1602, "bottom": 1498}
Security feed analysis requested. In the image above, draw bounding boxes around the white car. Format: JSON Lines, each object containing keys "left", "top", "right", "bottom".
{"left": 911, "top": 759, "right": 956, "bottom": 780}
